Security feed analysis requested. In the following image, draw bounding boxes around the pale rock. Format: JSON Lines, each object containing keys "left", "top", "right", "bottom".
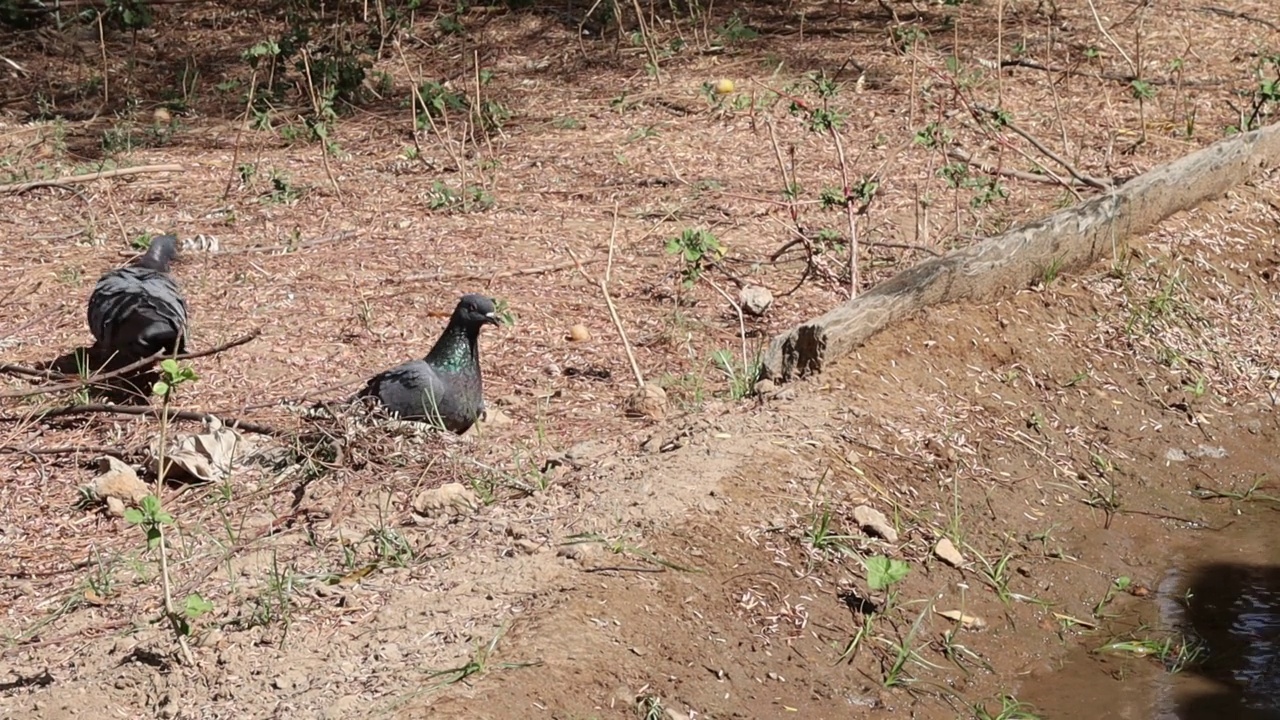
{"left": 624, "top": 383, "right": 668, "bottom": 420}
{"left": 739, "top": 285, "right": 773, "bottom": 317}
{"left": 852, "top": 505, "right": 898, "bottom": 543}
{"left": 88, "top": 456, "right": 149, "bottom": 509}
{"left": 412, "top": 483, "right": 480, "bottom": 517}
{"left": 934, "top": 537, "right": 966, "bottom": 567}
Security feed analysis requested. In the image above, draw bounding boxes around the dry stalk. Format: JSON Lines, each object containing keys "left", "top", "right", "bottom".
{"left": 0, "top": 164, "right": 185, "bottom": 195}
{"left": 568, "top": 207, "right": 644, "bottom": 387}
{"left": 222, "top": 68, "right": 259, "bottom": 200}
{"left": 1085, "top": 0, "right": 1136, "bottom": 73}
{"left": 1, "top": 329, "right": 262, "bottom": 399}
{"left": 700, "top": 275, "right": 748, "bottom": 374}
{"left": 829, "top": 124, "right": 860, "bottom": 297}
{"left": 8, "top": 403, "right": 282, "bottom": 436}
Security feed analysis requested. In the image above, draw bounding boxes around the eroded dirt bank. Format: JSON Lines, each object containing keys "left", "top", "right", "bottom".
{"left": 416, "top": 183, "right": 1280, "bottom": 719}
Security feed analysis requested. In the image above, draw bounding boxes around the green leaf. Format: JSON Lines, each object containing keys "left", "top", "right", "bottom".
{"left": 184, "top": 593, "right": 214, "bottom": 619}
{"left": 160, "top": 358, "right": 180, "bottom": 375}
{"left": 145, "top": 526, "right": 162, "bottom": 550}
{"left": 123, "top": 508, "right": 144, "bottom": 524}
{"left": 865, "top": 555, "right": 910, "bottom": 591}
{"left": 152, "top": 380, "right": 170, "bottom": 397}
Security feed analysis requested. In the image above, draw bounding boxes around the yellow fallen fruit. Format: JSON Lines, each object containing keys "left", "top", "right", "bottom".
{"left": 714, "top": 78, "right": 735, "bottom": 95}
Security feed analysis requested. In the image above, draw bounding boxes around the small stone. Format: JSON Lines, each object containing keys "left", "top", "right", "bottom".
{"left": 739, "top": 285, "right": 773, "bottom": 317}
{"left": 88, "top": 456, "right": 149, "bottom": 509}
{"left": 1165, "top": 448, "right": 1189, "bottom": 463}
{"left": 624, "top": 383, "right": 668, "bottom": 420}
{"left": 852, "top": 505, "right": 899, "bottom": 543}
{"left": 105, "top": 496, "right": 127, "bottom": 517}
{"left": 934, "top": 538, "right": 966, "bottom": 567}
{"left": 566, "top": 440, "right": 609, "bottom": 464}
{"left": 557, "top": 542, "right": 600, "bottom": 562}
{"left": 516, "top": 538, "right": 541, "bottom": 554}
{"left": 569, "top": 324, "right": 592, "bottom": 342}
{"left": 936, "top": 609, "right": 986, "bottom": 629}
{"left": 379, "top": 643, "right": 403, "bottom": 662}
{"left": 1191, "top": 445, "right": 1227, "bottom": 459}
{"left": 152, "top": 107, "right": 171, "bottom": 124}
{"left": 754, "top": 379, "right": 777, "bottom": 397}
{"left": 469, "top": 407, "right": 512, "bottom": 434}
{"left": 412, "top": 483, "right": 480, "bottom": 517}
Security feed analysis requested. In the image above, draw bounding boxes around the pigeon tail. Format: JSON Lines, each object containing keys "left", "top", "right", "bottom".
{"left": 136, "top": 234, "right": 180, "bottom": 272}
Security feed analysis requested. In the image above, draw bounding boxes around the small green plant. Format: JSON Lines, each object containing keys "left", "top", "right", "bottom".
{"left": 1095, "top": 633, "right": 1204, "bottom": 673}
{"left": 974, "top": 695, "right": 1043, "bottom": 720}
{"left": 664, "top": 228, "right": 723, "bottom": 287}
{"left": 265, "top": 170, "right": 301, "bottom": 204}
{"left": 1039, "top": 256, "right": 1066, "bottom": 286}
{"left": 426, "top": 181, "right": 494, "bottom": 213}
{"left": 865, "top": 555, "right": 910, "bottom": 609}
{"left": 711, "top": 349, "right": 760, "bottom": 400}
{"left": 714, "top": 12, "right": 758, "bottom": 44}
{"left": 1092, "top": 575, "right": 1132, "bottom": 618}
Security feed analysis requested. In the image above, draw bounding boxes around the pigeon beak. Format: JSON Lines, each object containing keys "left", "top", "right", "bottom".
{"left": 484, "top": 312, "right": 501, "bottom": 325}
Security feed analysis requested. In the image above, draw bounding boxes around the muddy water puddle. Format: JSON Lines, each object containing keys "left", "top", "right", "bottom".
{"left": 1023, "top": 505, "right": 1280, "bottom": 719}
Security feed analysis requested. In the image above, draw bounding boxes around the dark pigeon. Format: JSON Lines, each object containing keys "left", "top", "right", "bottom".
{"left": 356, "top": 293, "right": 501, "bottom": 434}
{"left": 87, "top": 234, "right": 188, "bottom": 363}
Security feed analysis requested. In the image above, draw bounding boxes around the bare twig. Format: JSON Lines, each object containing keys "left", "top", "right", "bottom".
{"left": 1196, "top": 5, "right": 1279, "bottom": 32}
{"left": 7, "top": 404, "right": 283, "bottom": 436}
{"left": 400, "top": 258, "right": 602, "bottom": 285}
{"left": 0, "top": 330, "right": 262, "bottom": 399}
{"left": 1085, "top": 0, "right": 1135, "bottom": 73}
{"left": 700, "top": 275, "right": 749, "bottom": 374}
{"left": 568, "top": 206, "right": 644, "bottom": 387}
{"left": 216, "top": 231, "right": 357, "bottom": 256}
{"left": 0, "top": 164, "right": 184, "bottom": 195}
{"left": 946, "top": 147, "right": 1085, "bottom": 194}
{"left": 0, "top": 444, "right": 129, "bottom": 458}
{"left": 981, "top": 110, "right": 1112, "bottom": 191}
{"left": 829, "top": 125, "right": 860, "bottom": 297}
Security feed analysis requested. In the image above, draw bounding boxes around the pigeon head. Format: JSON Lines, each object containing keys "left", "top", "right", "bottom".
{"left": 134, "top": 234, "right": 180, "bottom": 273}
{"left": 453, "top": 293, "right": 501, "bottom": 327}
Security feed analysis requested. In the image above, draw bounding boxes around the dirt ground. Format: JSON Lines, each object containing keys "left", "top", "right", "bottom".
{"left": 2, "top": 0, "right": 1279, "bottom": 718}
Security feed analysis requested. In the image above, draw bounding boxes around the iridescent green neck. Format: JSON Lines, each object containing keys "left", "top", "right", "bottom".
{"left": 425, "top": 320, "right": 479, "bottom": 373}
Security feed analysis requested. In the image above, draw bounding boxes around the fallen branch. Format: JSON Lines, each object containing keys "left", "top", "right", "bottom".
{"left": 0, "top": 164, "right": 185, "bottom": 195}
{"left": 0, "top": 329, "right": 262, "bottom": 399}
{"left": 0, "top": 444, "right": 129, "bottom": 459}
{"left": 215, "top": 231, "right": 358, "bottom": 256}
{"left": 399, "top": 257, "right": 601, "bottom": 285}
{"left": 1197, "top": 5, "right": 1280, "bottom": 31}
{"left": 7, "top": 403, "right": 283, "bottom": 436}
{"left": 761, "top": 121, "right": 1280, "bottom": 381}
{"left": 568, "top": 207, "right": 644, "bottom": 387}
{"left": 946, "top": 147, "right": 1088, "bottom": 187}
{"left": 974, "top": 105, "right": 1113, "bottom": 190}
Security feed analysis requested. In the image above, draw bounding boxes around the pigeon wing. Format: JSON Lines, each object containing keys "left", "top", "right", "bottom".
{"left": 88, "top": 267, "right": 189, "bottom": 359}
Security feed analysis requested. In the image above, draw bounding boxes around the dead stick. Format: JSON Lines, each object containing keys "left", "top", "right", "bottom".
{"left": 946, "top": 148, "right": 1087, "bottom": 187}
{"left": 975, "top": 106, "right": 1112, "bottom": 189}
{"left": 567, "top": 211, "right": 645, "bottom": 388}
{"left": 829, "top": 124, "right": 860, "bottom": 297}
{"left": 8, "top": 404, "right": 282, "bottom": 436}
{"left": 0, "top": 444, "right": 129, "bottom": 458}
{"left": 400, "top": 257, "right": 600, "bottom": 284}
{"left": 0, "top": 329, "right": 261, "bottom": 399}
{"left": 0, "top": 164, "right": 184, "bottom": 194}
{"left": 215, "top": 231, "right": 357, "bottom": 256}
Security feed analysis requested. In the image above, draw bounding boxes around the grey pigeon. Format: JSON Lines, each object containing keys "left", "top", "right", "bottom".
{"left": 356, "top": 293, "right": 500, "bottom": 434}
{"left": 87, "top": 234, "right": 188, "bottom": 363}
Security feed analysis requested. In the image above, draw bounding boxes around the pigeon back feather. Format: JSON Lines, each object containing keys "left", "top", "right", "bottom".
{"left": 87, "top": 235, "right": 188, "bottom": 361}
